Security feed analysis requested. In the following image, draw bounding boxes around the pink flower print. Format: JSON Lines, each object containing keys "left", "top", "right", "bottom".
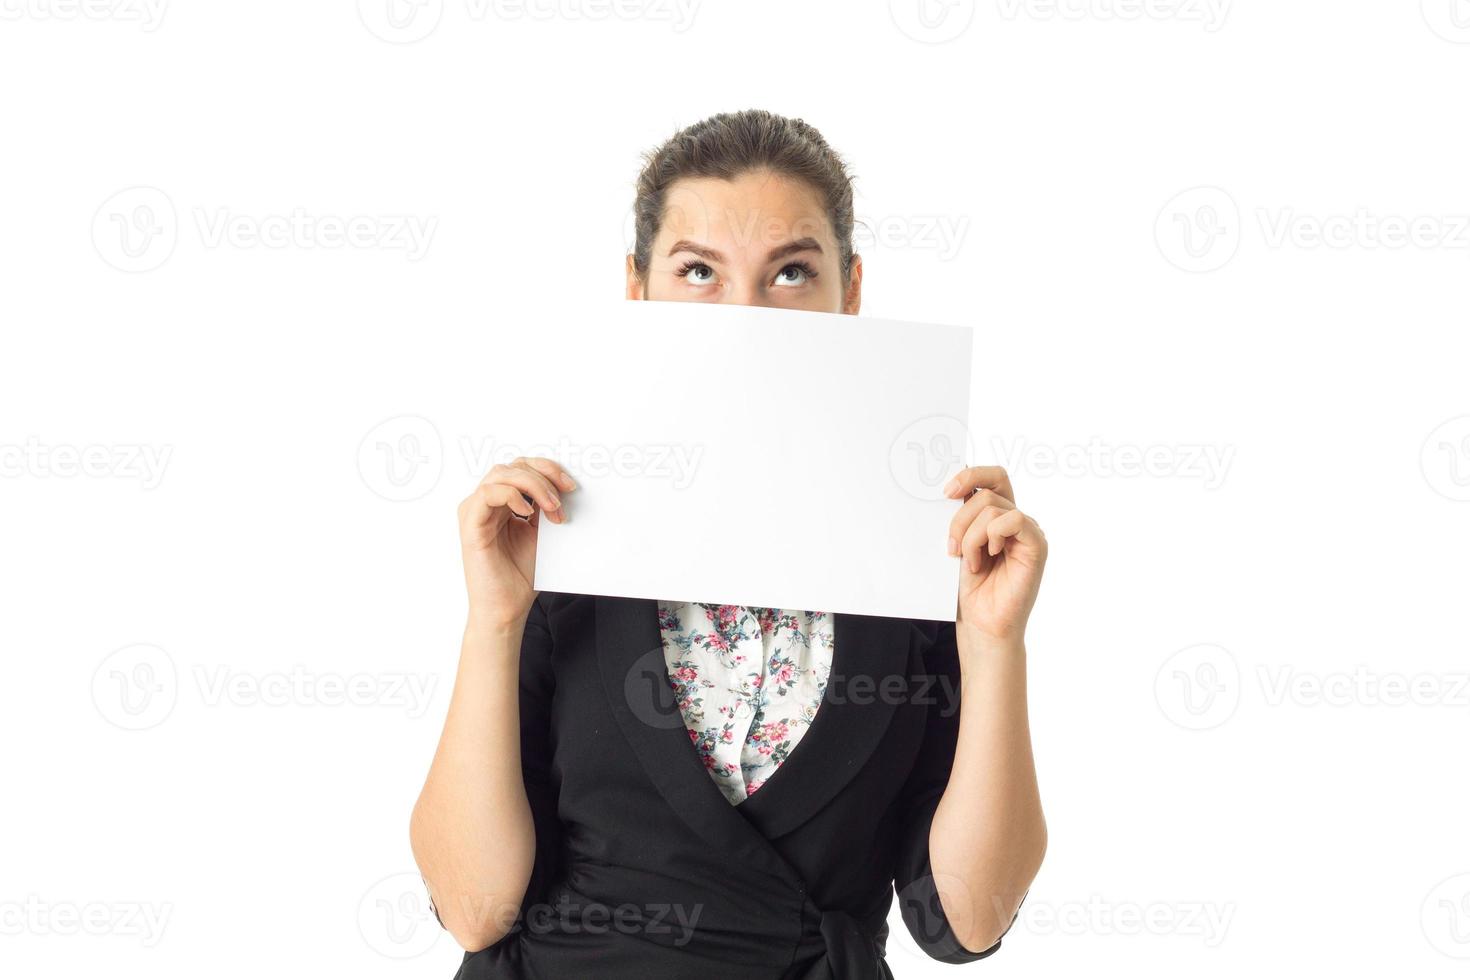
{"left": 673, "top": 666, "right": 698, "bottom": 682}
{"left": 748, "top": 779, "right": 765, "bottom": 794}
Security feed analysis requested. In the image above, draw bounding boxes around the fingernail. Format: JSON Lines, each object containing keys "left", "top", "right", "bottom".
{"left": 548, "top": 496, "right": 561, "bottom": 509}
{"left": 942, "top": 478, "right": 959, "bottom": 496}
{"left": 564, "top": 477, "right": 578, "bottom": 490}
{"left": 947, "top": 537, "right": 959, "bottom": 556}
{"left": 967, "top": 558, "right": 979, "bottom": 574}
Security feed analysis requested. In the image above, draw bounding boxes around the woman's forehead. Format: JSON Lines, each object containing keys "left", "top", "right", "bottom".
{"left": 657, "top": 174, "right": 835, "bottom": 254}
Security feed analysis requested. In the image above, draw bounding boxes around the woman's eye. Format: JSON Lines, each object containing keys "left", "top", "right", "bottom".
{"left": 681, "top": 263, "right": 715, "bottom": 285}
{"left": 773, "top": 264, "right": 809, "bottom": 287}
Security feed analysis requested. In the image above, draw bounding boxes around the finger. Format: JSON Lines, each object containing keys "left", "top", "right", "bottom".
{"left": 943, "top": 465, "right": 1015, "bottom": 505}
{"left": 481, "top": 464, "right": 563, "bottom": 518}
{"left": 960, "top": 505, "right": 1009, "bottom": 574}
{"left": 987, "top": 510, "right": 1047, "bottom": 559}
{"left": 947, "top": 489, "right": 1016, "bottom": 556}
{"left": 514, "top": 456, "right": 577, "bottom": 493}
{"left": 460, "top": 484, "right": 534, "bottom": 536}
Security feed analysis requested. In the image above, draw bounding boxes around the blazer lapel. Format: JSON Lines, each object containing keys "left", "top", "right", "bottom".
{"left": 594, "top": 595, "right": 794, "bottom": 875}
{"left": 737, "top": 612, "right": 925, "bottom": 839}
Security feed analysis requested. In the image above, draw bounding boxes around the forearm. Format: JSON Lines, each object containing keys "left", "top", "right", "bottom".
{"left": 928, "top": 628, "right": 1047, "bottom": 953}
{"left": 410, "top": 622, "right": 536, "bottom": 951}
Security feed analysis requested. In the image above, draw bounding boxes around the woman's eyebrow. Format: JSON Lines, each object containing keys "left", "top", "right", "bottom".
{"left": 766, "top": 238, "right": 824, "bottom": 261}
{"left": 667, "top": 240, "right": 724, "bottom": 262}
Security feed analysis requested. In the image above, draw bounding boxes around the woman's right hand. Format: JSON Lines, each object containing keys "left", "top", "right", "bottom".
{"left": 458, "top": 457, "right": 577, "bottom": 632}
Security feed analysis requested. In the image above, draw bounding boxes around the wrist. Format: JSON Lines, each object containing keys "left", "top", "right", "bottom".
{"left": 463, "top": 613, "right": 527, "bottom": 646}
{"left": 956, "top": 623, "right": 1026, "bottom": 661}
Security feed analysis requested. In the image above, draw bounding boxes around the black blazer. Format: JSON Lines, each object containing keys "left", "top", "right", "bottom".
{"left": 452, "top": 593, "right": 1008, "bottom": 980}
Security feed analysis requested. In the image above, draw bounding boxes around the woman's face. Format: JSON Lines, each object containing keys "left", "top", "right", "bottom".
{"left": 627, "top": 169, "right": 862, "bottom": 315}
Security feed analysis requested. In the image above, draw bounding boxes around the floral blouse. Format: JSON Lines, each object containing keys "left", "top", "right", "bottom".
{"left": 656, "top": 601, "right": 835, "bottom": 805}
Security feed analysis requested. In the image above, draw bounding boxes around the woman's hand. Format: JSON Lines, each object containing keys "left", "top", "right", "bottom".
{"left": 944, "top": 465, "right": 1047, "bottom": 647}
{"left": 458, "top": 457, "right": 577, "bottom": 632}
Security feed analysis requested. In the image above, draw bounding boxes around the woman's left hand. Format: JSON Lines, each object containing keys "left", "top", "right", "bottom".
{"left": 944, "top": 465, "right": 1047, "bottom": 647}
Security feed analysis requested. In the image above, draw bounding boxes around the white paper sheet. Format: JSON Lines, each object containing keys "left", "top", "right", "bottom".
{"left": 528, "top": 300, "right": 973, "bottom": 621}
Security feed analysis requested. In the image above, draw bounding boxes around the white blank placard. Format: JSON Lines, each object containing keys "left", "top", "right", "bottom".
{"left": 529, "top": 300, "right": 973, "bottom": 621}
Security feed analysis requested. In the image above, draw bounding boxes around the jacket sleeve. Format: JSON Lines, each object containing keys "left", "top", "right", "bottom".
{"left": 892, "top": 620, "right": 1020, "bottom": 963}
{"left": 515, "top": 593, "right": 563, "bottom": 912}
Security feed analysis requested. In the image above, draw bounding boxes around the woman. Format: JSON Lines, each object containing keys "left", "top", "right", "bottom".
{"left": 410, "top": 109, "right": 1048, "bottom": 980}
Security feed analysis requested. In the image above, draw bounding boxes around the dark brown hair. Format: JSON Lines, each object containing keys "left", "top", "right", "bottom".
{"left": 630, "top": 109, "right": 857, "bottom": 283}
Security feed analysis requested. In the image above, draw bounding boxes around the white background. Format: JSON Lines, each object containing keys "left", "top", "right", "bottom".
{"left": 3, "top": 2, "right": 1469, "bottom": 978}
